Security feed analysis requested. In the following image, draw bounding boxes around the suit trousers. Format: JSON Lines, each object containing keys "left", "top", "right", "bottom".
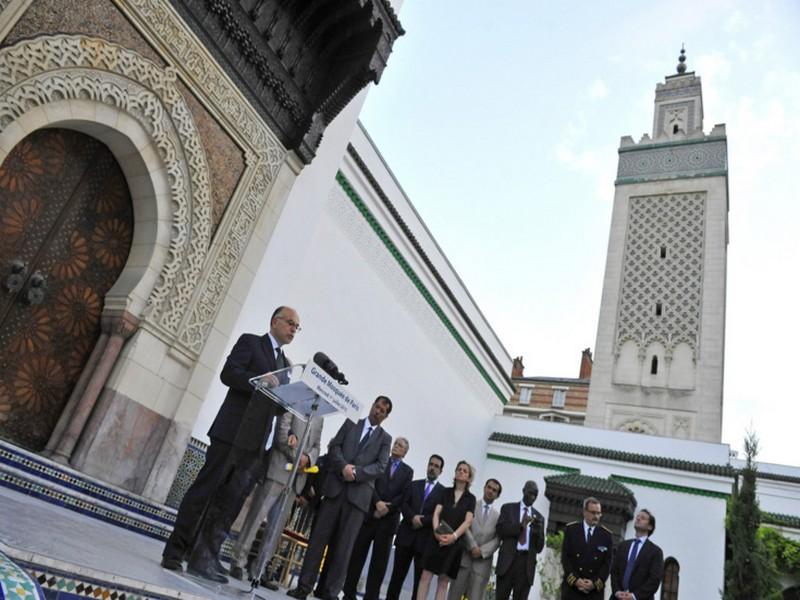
{"left": 298, "top": 493, "right": 367, "bottom": 598}
{"left": 189, "top": 449, "right": 265, "bottom": 568}
{"left": 343, "top": 515, "right": 398, "bottom": 600}
{"left": 163, "top": 438, "right": 232, "bottom": 561}
{"left": 447, "top": 558, "right": 491, "bottom": 600}
{"left": 385, "top": 543, "right": 423, "bottom": 600}
{"left": 230, "top": 479, "right": 283, "bottom": 569}
{"left": 495, "top": 552, "right": 532, "bottom": 600}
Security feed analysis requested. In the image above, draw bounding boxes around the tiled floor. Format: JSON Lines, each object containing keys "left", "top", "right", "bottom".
{"left": 0, "top": 486, "right": 278, "bottom": 600}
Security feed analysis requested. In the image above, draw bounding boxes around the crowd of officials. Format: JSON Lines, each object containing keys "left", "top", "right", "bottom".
{"left": 160, "top": 307, "right": 665, "bottom": 600}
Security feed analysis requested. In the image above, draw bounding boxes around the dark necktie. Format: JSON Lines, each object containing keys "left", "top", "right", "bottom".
{"left": 275, "top": 347, "right": 286, "bottom": 369}
{"left": 358, "top": 426, "right": 373, "bottom": 450}
{"left": 518, "top": 507, "right": 529, "bottom": 544}
{"left": 390, "top": 459, "right": 399, "bottom": 477}
{"left": 622, "top": 539, "right": 642, "bottom": 590}
{"left": 586, "top": 526, "right": 593, "bottom": 545}
{"left": 423, "top": 481, "right": 433, "bottom": 501}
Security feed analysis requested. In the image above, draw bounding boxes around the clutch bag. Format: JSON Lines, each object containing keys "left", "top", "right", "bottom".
{"left": 435, "top": 520, "right": 454, "bottom": 535}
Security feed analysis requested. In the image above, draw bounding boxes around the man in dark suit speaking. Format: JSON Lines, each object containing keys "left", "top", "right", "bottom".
{"left": 160, "top": 306, "right": 300, "bottom": 580}
{"left": 495, "top": 480, "right": 546, "bottom": 600}
{"left": 288, "top": 396, "right": 393, "bottom": 600}
{"left": 610, "top": 509, "right": 663, "bottom": 600}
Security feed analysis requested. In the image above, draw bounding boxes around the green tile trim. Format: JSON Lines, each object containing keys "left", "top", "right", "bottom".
{"left": 615, "top": 169, "right": 728, "bottom": 185}
{"left": 762, "top": 511, "right": 800, "bottom": 529}
{"left": 336, "top": 171, "right": 506, "bottom": 404}
{"left": 617, "top": 136, "right": 727, "bottom": 154}
{"left": 610, "top": 474, "right": 730, "bottom": 499}
{"left": 486, "top": 452, "right": 579, "bottom": 473}
{"left": 489, "top": 432, "right": 736, "bottom": 477}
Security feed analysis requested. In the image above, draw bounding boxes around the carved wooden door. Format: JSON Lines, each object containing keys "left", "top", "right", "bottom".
{"left": 0, "top": 129, "right": 133, "bottom": 450}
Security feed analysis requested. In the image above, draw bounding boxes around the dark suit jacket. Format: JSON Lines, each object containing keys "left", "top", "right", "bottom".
{"left": 610, "top": 538, "right": 664, "bottom": 600}
{"left": 395, "top": 478, "right": 445, "bottom": 553}
{"left": 370, "top": 460, "right": 414, "bottom": 529}
{"left": 208, "top": 333, "right": 283, "bottom": 448}
{"left": 323, "top": 418, "right": 392, "bottom": 513}
{"left": 495, "top": 501, "right": 546, "bottom": 584}
{"left": 561, "top": 521, "right": 613, "bottom": 599}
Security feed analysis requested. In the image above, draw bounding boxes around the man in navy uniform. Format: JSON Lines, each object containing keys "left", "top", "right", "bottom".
{"left": 611, "top": 509, "right": 663, "bottom": 600}
{"left": 561, "top": 497, "right": 614, "bottom": 599}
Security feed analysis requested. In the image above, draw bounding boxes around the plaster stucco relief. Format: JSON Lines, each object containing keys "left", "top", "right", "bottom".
{"left": 0, "top": 35, "right": 211, "bottom": 340}
{"left": 113, "top": 0, "right": 287, "bottom": 355}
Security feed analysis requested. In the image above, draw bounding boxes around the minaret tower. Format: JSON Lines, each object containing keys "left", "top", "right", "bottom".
{"left": 585, "top": 48, "right": 729, "bottom": 442}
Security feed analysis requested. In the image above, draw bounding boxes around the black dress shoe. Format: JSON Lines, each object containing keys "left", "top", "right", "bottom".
{"left": 214, "top": 558, "right": 228, "bottom": 575}
{"left": 229, "top": 565, "right": 244, "bottom": 581}
{"left": 187, "top": 562, "right": 229, "bottom": 584}
{"left": 287, "top": 586, "right": 310, "bottom": 599}
{"left": 160, "top": 557, "right": 183, "bottom": 571}
{"left": 262, "top": 580, "right": 279, "bottom": 591}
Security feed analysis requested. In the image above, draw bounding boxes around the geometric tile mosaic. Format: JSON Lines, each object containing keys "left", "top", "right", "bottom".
{"left": 0, "top": 550, "right": 45, "bottom": 600}
{"left": 0, "top": 442, "right": 176, "bottom": 525}
{"left": 0, "top": 439, "right": 236, "bottom": 561}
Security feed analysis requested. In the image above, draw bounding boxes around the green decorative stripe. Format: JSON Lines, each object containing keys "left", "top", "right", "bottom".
{"left": 616, "top": 170, "right": 728, "bottom": 185}
{"left": 336, "top": 171, "right": 506, "bottom": 403}
{"left": 486, "top": 452, "right": 579, "bottom": 473}
{"left": 489, "top": 432, "right": 736, "bottom": 477}
{"left": 610, "top": 474, "right": 729, "bottom": 499}
{"left": 762, "top": 511, "right": 800, "bottom": 529}
{"left": 617, "top": 136, "right": 726, "bottom": 153}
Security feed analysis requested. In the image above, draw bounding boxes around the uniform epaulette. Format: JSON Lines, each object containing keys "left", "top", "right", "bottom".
{"left": 600, "top": 525, "right": 612, "bottom": 533}
{"left": 566, "top": 520, "right": 580, "bottom": 527}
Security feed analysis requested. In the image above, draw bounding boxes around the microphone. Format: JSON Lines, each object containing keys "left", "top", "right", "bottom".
{"left": 313, "top": 351, "right": 348, "bottom": 385}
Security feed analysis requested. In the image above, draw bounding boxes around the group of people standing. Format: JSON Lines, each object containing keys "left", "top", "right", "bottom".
{"left": 159, "top": 306, "right": 665, "bottom": 600}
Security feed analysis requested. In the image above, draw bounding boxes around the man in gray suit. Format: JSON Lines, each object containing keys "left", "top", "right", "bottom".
{"left": 447, "top": 479, "right": 503, "bottom": 600}
{"left": 228, "top": 411, "right": 323, "bottom": 581}
{"left": 288, "top": 396, "right": 393, "bottom": 600}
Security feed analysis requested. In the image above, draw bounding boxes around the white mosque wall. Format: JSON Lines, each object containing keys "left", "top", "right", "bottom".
{"left": 487, "top": 415, "right": 731, "bottom": 600}
{"left": 193, "top": 97, "right": 512, "bottom": 479}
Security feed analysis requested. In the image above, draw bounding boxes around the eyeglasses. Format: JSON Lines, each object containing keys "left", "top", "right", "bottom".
{"left": 276, "top": 316, "right": 302, "bottom": 331}
{"left": 585, "top": 510, "right": 602, "bottom": 516}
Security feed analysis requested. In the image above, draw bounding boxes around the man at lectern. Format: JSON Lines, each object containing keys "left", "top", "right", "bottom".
{"left": 288, "top": 396, "right": 393, "bottom": 600}
{"left": 161, "top": 306, "right": 300, "bottom": 583}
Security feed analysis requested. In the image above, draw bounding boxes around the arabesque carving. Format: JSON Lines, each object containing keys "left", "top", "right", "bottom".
{"left": 615, "top": 193, "right": 705, "bottom": 361}
{"left": 0, "top": 35, "right": 211, "bottom": 347}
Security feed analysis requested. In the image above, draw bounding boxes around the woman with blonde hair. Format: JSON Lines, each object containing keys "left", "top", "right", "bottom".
{"left": 416, "top": 460, "right": 476, "bottom": 600}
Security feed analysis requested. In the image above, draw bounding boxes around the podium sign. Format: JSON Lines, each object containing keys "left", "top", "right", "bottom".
{"left": 248, "top": 360, "right": 362, "bottom": 422}
{"left": 300, "top": 363, "right": 362, "bottom": 421}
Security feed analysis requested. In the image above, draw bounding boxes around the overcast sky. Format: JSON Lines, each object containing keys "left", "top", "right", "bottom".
{"left": 359, "top": 0, "right": 800, "bottom": 464}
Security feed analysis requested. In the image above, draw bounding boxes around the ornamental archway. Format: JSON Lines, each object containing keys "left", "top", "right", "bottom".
{"left": 0, "top": 128, "right": 133, "bottom": 450}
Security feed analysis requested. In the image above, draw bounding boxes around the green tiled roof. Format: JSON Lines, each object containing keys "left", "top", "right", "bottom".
{"left": 545, "top": 473, "right": 635, "bottom": 498}
{"left": 762, "top": 512, "right": 800, "bottom": 529}
{"left": 490, "top": 432, "right": 736, "bottom": 477}
{"left": 755, "top": 471, "right": 800, "bottom": 485}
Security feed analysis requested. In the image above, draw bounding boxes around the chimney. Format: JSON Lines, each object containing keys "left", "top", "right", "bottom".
{"left": 512, "top": 356, "right": 525, "bottom": 378}
{"left": 579, "top": 348, "right": 593, "bottom": 379}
